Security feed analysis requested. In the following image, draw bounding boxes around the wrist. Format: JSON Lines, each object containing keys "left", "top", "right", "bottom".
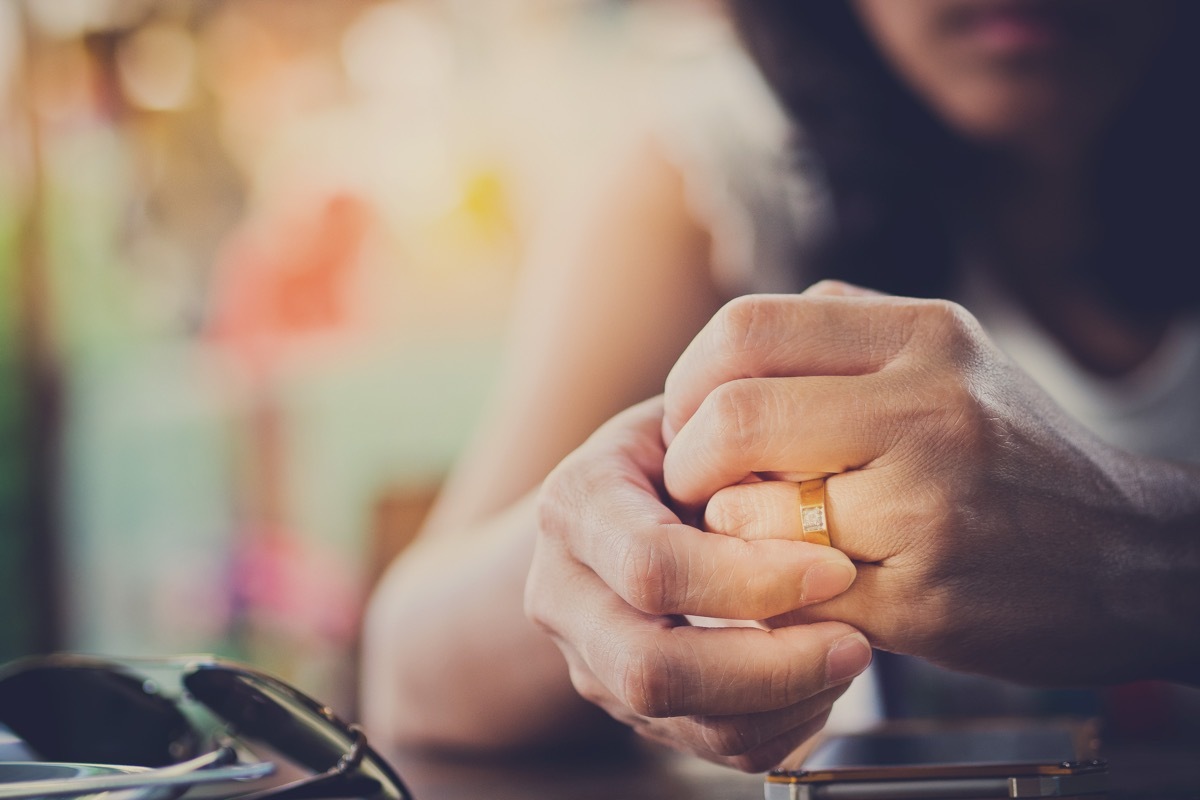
{"left": 1106, "top": 453, "right": 1200, "bottom": 685}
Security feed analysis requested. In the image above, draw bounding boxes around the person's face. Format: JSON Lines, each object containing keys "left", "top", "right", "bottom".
{"left": 850, "top": 0, "right": 1174, "bottom": 160}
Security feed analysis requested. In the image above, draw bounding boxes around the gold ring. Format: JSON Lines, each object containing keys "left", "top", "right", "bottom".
{"left": 798, "top": 478, "right": 831, "bottom": 547}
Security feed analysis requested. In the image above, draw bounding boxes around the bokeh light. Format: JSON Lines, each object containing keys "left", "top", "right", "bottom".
{"left": 0, "top": 0, "right": 728, "bottom": 711}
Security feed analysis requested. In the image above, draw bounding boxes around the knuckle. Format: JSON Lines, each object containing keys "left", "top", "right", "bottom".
{"left": 616, "top": 639, "right": 678, "bottom": 718}
{"left": 536, "top": 454, "right": 620, "bottom": 542}
{"left": 706, "top": 380, "right": 767, "bottom": 460}
{"left": 885, "top": 359, "right": 992, "bottom": 468}
{"left": 917, "top": 481, "right": 959, "bottom": 534}
{"left": 729, "top": 486, "right": 788, "bottom": 539}
{"left": 942, "top": 388, "right": 989, "bottom": 449}
{"left": 806, "top": 278, "right": 845, "bottom": 295}
{"left": 619, "top": 537, "right": 679, "bottom": 616}
{"left": 703, "top": 491, "right": 748, "bottom": 537}
{"left": 714, "top": 294, "right": 780, "bottom": 362}
{"left": 765, "top": 656, "right": 808, "bottom": 709}
{"left": 918, "top": 372, "right": 992, "bottom": 463}
{"left": 700, "top": 719, "right": 754, "bottom": 757}
{"left": 916, "top": 298, "right": 983, "bottom": 355}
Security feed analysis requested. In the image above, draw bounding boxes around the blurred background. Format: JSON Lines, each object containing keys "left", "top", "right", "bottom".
{"left": 0, "top": 0, "right": 729, "bottom": 713}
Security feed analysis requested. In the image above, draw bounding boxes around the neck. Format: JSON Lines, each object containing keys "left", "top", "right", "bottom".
{"left": 968, "top": 149, "right": 1168, "bottom": 377}
{"left": 977, "top": 149, "right": 1091, "bottom": 281}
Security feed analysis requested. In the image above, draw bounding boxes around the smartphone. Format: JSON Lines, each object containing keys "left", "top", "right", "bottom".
{"left": 765, "top": 718, "right": 1108, "bottom": 800}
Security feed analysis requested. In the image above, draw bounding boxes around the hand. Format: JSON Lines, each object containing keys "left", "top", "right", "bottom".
{"left": 661, "top": 283, "right": 1182, "bottom": 686}
{"left": 526, "top": 399, "right": 872, "bottom": 771}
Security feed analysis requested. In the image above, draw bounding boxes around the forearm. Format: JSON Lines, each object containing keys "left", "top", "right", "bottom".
{"left": 360, "top": 493, "right": 623, "bottom": 752}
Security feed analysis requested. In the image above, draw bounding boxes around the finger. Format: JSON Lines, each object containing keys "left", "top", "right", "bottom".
{"left": 705, "top": 480, "right": 812, "bottom": 542}
{"left": 761, "top": 463, "right": 944, "bottom": 568}
{"left": 561, "top": 596, "right": 846, "bottom": 773}
{"left": 662, "top": 293, "right": 922, "bottom": 444}
{"left": 765, "top": 561, "right": 900, "bottom": 640}
{"left": 803, "top": 279, "right": 886, "bottom": 298}
{"left": 564, "top": 649, "right": 846, "bottom": 755}
{"left": 562, "top": 636, "right": 849, "bottom": 771}
{"left": 702, "top": 710, "right": 833, "bottom": 773}
{"left": 705, "top": 476, "right": 886, "bottom": 564}
{"left": 704, "top": 478, "right": 851, "bottom": 557}
{"left": 548, "top": 486, "right": 857, "bottom": 618}
{"left": 663, "top": 374, "right": 894, "bottom": 508}
{"left": 633, "top": 708, "right": 833, "bottom": 773}
{"left": 529, "top": 544, "right": 871, "bottom": 718}
{"left": 684, "top": 684, "right": 847, "bottom": 763}
{"left": 542, "top": 406, "right": 858, "bottom": 619}
{"left": 572, "top": 394, "right": 673, "bottom": 492}
{"left": 762, "top": 558, "right": 944, "bottom": 666}
{"left": 710, "top": 707, "right": 834, "bottom": 773}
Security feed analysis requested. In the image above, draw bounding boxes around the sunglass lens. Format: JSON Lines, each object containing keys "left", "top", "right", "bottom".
{"left": 0, "top": 658, "right": 199, "bottom": 767}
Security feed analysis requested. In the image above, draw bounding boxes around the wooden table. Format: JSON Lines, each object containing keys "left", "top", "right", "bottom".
{"left": 387, "top": 739, "right": 1200, "bottom": 800}
{"left": 389, "top": 743, "right": 764, "bottom": 800}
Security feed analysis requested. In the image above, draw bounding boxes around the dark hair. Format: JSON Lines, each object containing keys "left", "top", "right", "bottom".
{"left": 729, "top": 1, "right": 1200, "bottom": 318}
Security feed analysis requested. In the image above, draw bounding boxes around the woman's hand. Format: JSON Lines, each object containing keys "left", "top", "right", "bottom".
{"left": 662, "top": 284, "right": 1193, "bottom": 686}
{"left": 525, "top": 398, "right": 872, "bottom": 771}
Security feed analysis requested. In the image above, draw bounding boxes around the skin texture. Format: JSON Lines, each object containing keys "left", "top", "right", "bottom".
{"left": 660, "top": 288, "right": 1200, "bottom": 685}
{"left": 527, "top": 284, "right": 1200, "bottom": 774}
{"left": 365, "top": 0, "right": 1199, "bottom": 772}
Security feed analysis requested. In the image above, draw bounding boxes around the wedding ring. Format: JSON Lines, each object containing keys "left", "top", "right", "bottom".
{"left": 798, "top": 478, "right": 832, "bottom": 547}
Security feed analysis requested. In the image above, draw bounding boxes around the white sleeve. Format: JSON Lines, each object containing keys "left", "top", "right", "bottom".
{"left": 649, "top": 37, "right": 834, "bottom": 296}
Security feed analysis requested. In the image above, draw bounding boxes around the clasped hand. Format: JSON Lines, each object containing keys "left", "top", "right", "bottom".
{"left": 526, "top": 282, "right": 1155, "bottom": 770}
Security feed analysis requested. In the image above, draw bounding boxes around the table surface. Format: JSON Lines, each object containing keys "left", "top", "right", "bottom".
{"left": 387, "top": 740, "right": 1200, "bottom": 800}
{"left": 389, "top": 743, "right": 762, "bottom": 800}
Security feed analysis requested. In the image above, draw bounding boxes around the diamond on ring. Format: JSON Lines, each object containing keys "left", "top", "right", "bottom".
{"left": 797, "top": 477, "right": 832, "bottom": 547}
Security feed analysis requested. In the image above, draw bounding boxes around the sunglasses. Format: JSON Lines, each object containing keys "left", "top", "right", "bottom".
{"left": 0, "top": 653, "right": 412, "bottom": 800}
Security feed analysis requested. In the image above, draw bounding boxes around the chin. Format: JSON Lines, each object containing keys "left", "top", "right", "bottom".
{"left": 935, "top": 85, "right": 1097, "bottom": 155}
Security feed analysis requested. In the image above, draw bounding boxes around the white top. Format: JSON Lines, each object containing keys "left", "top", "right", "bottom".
{"left": 652, "top": 37, "right": 835, "bottom": 297}
{"left": 651, "top": 36, "right": 1200, "bottom": 730}
{"left": 654, "top": 39, "right": 1200, "bottom": 469}
{"left": 959, "top": 265, "right": 1200, "bottom": 465}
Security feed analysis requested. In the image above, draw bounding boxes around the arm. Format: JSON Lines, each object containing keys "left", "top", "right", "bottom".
{"left": 660, "top": 288, "right": 1200, "bottom": 686}
{"left": 360, "top": 136, "right": 728, "bottom": 752}
{"left": 524, "top": 285, "right": 1198, "bottom": 777}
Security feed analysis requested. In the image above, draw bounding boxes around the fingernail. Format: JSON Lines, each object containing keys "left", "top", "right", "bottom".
{"left": 826, "top": 635, "right": 872, "bottom": 685}
{"left": 801, "top": 561, "right": 855, "bottom": 602}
